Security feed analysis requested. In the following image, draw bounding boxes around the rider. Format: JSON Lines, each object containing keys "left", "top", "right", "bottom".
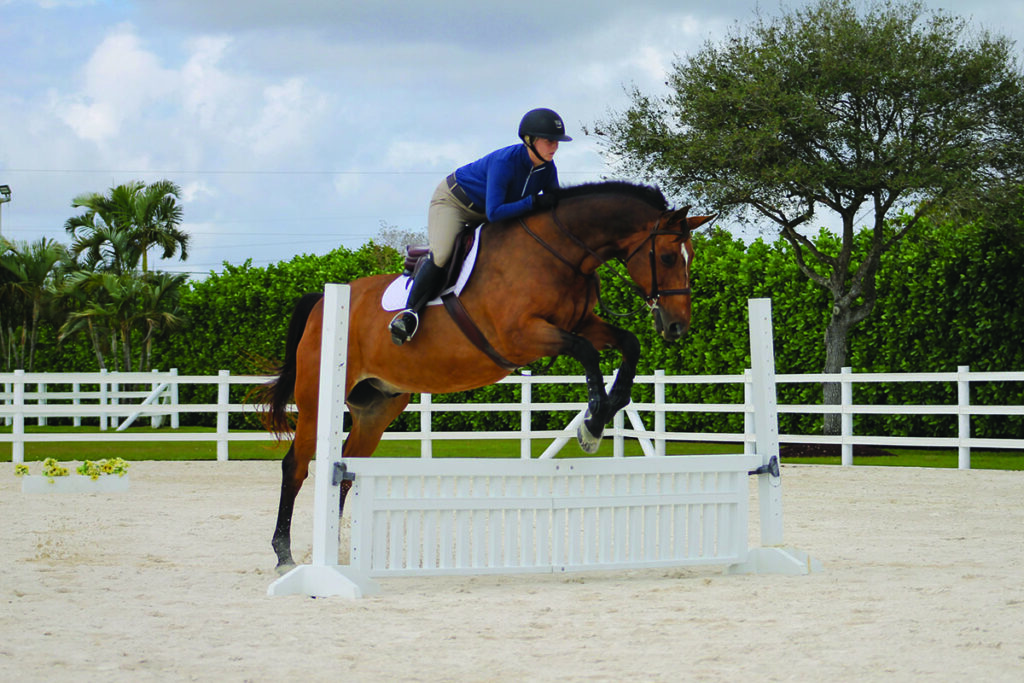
{"left": 388, "top": 107, "right": 572, "bottom": 345}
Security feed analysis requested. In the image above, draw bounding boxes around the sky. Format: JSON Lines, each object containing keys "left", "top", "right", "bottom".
{"left": 1, "top": 0, "right": 1022, "bottom": 278}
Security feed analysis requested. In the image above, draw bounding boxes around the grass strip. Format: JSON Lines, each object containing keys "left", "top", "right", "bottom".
{"left": 2, "top": 426, "right": 1021, "bottom": 469}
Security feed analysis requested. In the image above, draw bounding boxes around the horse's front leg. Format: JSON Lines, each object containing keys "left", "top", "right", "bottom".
{"left": 568, "top": 321, "right": 642, "bottom": 453}
{"left": 560, "top": 332, "right": 609, "bottom": 453}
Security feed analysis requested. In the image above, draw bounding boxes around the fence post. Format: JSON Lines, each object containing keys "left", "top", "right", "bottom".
{"left": 37, "top": 382, "right": 47, "bottom": 427}
{"left": 217, "top": 370, "right": 230, "bottom": 461}
{"left": 420, "top": 393, "right": 432, "bottom": 459}
{"left": 99, "top": 368, "right": 109, "bottom": 431}
{"left": 841, "top": 367, "right": 853, "bottom": 467}
{"left": 613, "top": 410, "right": 625, "bottom": 457}
{"left": 151, "top": 369, "right": 163, "bottom": 429}
{"left": 73, "top": 381, "right": 81, "bottom": 427}
{"left": 12, "top": 369, "right": 25, "bottom": 464}
{"left": 520, "top": 371, "right": 532, "bottom": 459}
{"left": 170, "top": 368, "right": 179, "bottom": 429}
{"left": 111, "top": 374, "right": 121, "bottom": 429}
{"left": 654, "top": 369, "right": 666, "bottom": 457}
{"left": 958, "top": 365, "right": 971, "bottom": 470}
{"left": 743, "top": 368, "right": 754, "bottom": 455}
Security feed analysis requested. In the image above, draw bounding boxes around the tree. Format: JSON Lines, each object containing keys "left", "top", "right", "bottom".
{"left": 375, "top": 220, "right": 427, "bottom": 252}
{"left": 593, "top": 0, "right": 1024, "bottom": 431}
{"left": 0, "top": 237, "right": 71, "bottom": 370}
{"left": 65, "top": 180, "right": 189, "bottom": 273}
{"left": 56, "top": 271, "right": 185, "bottom": 372}
{"left": 135, "top": 271, "right": 187, "bottom": 371}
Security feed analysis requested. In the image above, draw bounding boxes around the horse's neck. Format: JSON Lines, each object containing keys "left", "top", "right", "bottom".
{"left": 551, "top": 203, "right": 644, "bottom": 263}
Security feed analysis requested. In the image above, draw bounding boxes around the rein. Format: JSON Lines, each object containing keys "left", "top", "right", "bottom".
{"left": 518, "top": 214, "right": 599, "bottom": 332}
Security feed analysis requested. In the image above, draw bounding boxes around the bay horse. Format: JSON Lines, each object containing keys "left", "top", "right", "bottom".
{"left": 259, "top": 181, "right": 713, "bottom": 570}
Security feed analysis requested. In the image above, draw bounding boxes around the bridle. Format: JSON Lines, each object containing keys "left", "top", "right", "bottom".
{"left": 621, "top": 218, "right": 693, "bottom": 308}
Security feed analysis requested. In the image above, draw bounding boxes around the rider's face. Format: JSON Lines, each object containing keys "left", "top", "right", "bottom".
{"left": 531, "top": 138, "right": 559, "bottom": 164}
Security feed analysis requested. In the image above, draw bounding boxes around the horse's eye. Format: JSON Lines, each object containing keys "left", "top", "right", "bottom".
{"left": 660, "top": 253, "right": 676, "bottom": 266}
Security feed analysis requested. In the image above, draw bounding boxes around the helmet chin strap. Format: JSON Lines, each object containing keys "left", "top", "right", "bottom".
{"left": 523, "top": 136, "right": 548, "bottom": 166}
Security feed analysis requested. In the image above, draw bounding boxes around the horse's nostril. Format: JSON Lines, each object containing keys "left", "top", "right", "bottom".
{"left": 665, "top": 323, "right": 688, "bottom": 340}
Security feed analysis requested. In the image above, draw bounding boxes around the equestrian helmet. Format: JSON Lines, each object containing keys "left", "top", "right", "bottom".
{"left": 518, "top": 108, "right": 573, "bottom": 142}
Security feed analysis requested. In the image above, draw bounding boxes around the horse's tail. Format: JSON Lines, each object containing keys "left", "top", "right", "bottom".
{"left": 257, "top": 292, "right": 324, "bottom": 437}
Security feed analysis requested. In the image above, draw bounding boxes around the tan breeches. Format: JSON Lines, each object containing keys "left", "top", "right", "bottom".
{"left": 427, "top": 180, "right": 486, "bottom": 266}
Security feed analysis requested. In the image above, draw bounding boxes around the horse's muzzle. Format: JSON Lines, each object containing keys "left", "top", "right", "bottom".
{"left": 653, "top": 308, "right": 689, "bottom": 341}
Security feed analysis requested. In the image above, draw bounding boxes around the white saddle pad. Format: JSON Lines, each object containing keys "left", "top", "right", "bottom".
{"left": 380, "top": 225, "right": 483, "bottom": 312}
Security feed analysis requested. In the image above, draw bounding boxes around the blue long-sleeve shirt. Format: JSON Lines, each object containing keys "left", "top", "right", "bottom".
{"left": 452, "top": 144, "right": 559, "bottom": 223}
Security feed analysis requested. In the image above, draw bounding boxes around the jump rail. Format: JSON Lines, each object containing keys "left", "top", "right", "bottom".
{"left": 268, "top": 288, "right": 820, "bottom": 598}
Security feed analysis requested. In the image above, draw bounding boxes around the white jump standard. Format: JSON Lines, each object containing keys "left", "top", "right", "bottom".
{"left": 268, "top": 289, "right": 820, "bottom": 598}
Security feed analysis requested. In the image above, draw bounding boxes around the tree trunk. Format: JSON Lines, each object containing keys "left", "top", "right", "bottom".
{"left": 121, "top": 325, "right": 133, "bottom": 373}
{"left": 86, "top": 320, "right": 106, "bottom": 371}
{"left": 27, "top": 301, "right": 41, "bottom": 372}
{"left": 822, "top": 305, "right": 854, "bottom": 435}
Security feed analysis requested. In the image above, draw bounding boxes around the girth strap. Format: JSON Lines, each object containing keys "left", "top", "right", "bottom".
{"left": 441, "top": 292, "right": 520, "bottom": 372}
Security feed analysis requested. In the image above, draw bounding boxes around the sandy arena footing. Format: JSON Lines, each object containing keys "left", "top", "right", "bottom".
{"left": 2, "top": 461, "right": 1022, "bottom": 682}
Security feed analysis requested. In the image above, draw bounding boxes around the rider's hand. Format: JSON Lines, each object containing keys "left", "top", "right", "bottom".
{"left": 533, "top": 191, "right": 558, "bottom": 211}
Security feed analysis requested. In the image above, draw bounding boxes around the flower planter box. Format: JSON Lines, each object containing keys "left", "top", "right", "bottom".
{"left": 21, "top": 475, "right": 130, "bottom": 494}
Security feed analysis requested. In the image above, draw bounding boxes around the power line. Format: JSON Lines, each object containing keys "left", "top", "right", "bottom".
{"left": 3, "top": 168, "right": 607, "bottom": 176}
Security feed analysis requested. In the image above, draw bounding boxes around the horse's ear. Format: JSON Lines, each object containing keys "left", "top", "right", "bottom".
{"left": 687, "top": 214, "right": 716, "bottom": 231}
{"left": 664, "top": 206, "right": 692, "bottom": 233}
{"left": 662, "top": 206, "right": 697, "bottom": 241}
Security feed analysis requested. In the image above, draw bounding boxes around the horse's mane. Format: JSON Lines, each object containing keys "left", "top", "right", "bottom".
{"left": 558, "top": 181, "right": 668, "bottom": 211}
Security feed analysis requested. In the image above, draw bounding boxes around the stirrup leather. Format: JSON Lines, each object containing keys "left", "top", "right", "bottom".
{"left": 389, "top": 309, "right": 420, "bottom": 345}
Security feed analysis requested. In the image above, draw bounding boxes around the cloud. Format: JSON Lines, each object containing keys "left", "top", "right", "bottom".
{"left": 5, "top": 0, "right": 1022, "bottom": 275}
{"left": 51, "top": 25, "right": 176, "bottom": 142}
{"left": 247, "top": 78, "right": 329, "bottom": 156}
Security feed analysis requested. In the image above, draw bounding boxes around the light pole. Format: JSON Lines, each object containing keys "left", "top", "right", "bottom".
{"left": 0, "top": 184, "right": 10, "bottom": 237}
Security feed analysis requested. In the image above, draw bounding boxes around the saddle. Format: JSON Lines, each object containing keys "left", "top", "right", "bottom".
{"left": 395, "top": 223, "right": 519, "bottom": 371}
{"left": 401, "top": 224, "right": 479, "bottom": 289}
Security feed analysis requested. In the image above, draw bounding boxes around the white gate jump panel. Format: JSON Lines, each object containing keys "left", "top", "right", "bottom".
{"left": 342, "top": 455, "right": 761, "bottom": 577}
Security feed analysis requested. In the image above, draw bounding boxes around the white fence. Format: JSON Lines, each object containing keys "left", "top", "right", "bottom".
{"left": 2, "top": 366, "right": 1023, "bottom": 468}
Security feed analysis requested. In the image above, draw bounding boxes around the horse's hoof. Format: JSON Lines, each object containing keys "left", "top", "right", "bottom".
{"left": 274, "top": 562, "right": 296, "bottom": 576}
{"left": 577, "top": 421, "right": 602, "bottom": 454}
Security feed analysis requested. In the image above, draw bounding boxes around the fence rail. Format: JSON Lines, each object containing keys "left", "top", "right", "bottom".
{"left": 3, "top": 366, "right": 1023, "bottom": 468}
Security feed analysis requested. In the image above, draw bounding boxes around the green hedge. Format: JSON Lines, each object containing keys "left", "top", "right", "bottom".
{"left": 28, "top": 219, "right": 1024, "bottom": 438}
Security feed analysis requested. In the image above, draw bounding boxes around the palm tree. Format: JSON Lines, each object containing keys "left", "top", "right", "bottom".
{"left": 65, "top": 180, "right": 189, "bottom": 273}
{"left": 136, "top": 272, "right": 187, "bottom": 371}
{"left": 0, "top": 238, "right": 20, "bottom": 370}
{"left": 0, "top": 238, "right": 72, "bottom": 370}
{"left": 57, "top": 270, "right": 116, "bottom": 370}
{"left": 129, "top": 180, "right": 189, "bottom": 273}
{"left": 58, "top": 271, "right": 141, "bottom": 371}
{"left": 58, "top": 270, "right": 188, "bottom": 372}
{"left": 63, "top": 214, "right": 142, "bottom": 274}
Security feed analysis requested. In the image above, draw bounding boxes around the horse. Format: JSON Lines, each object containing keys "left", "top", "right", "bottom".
{"left": 259, "top": 181, "right": 714, "bottom": 570}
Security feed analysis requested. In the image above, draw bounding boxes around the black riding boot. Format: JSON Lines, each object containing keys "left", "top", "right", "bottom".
{"left": 389, "top": 255, "right": 447, "bottom": 345}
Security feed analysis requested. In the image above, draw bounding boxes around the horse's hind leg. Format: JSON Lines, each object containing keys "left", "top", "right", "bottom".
{"left": 271, "top": 413, "right": 317, "bottom": 572}
{"left": 343, "top": 382, "right": 412, "bottom": 460}
{"left": 271, "top": 444, "right": 300, "bottom": 570}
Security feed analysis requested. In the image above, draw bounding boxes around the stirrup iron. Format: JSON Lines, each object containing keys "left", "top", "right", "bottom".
{"left": 389, "top": 309, "right": 420, "bottom": 346}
